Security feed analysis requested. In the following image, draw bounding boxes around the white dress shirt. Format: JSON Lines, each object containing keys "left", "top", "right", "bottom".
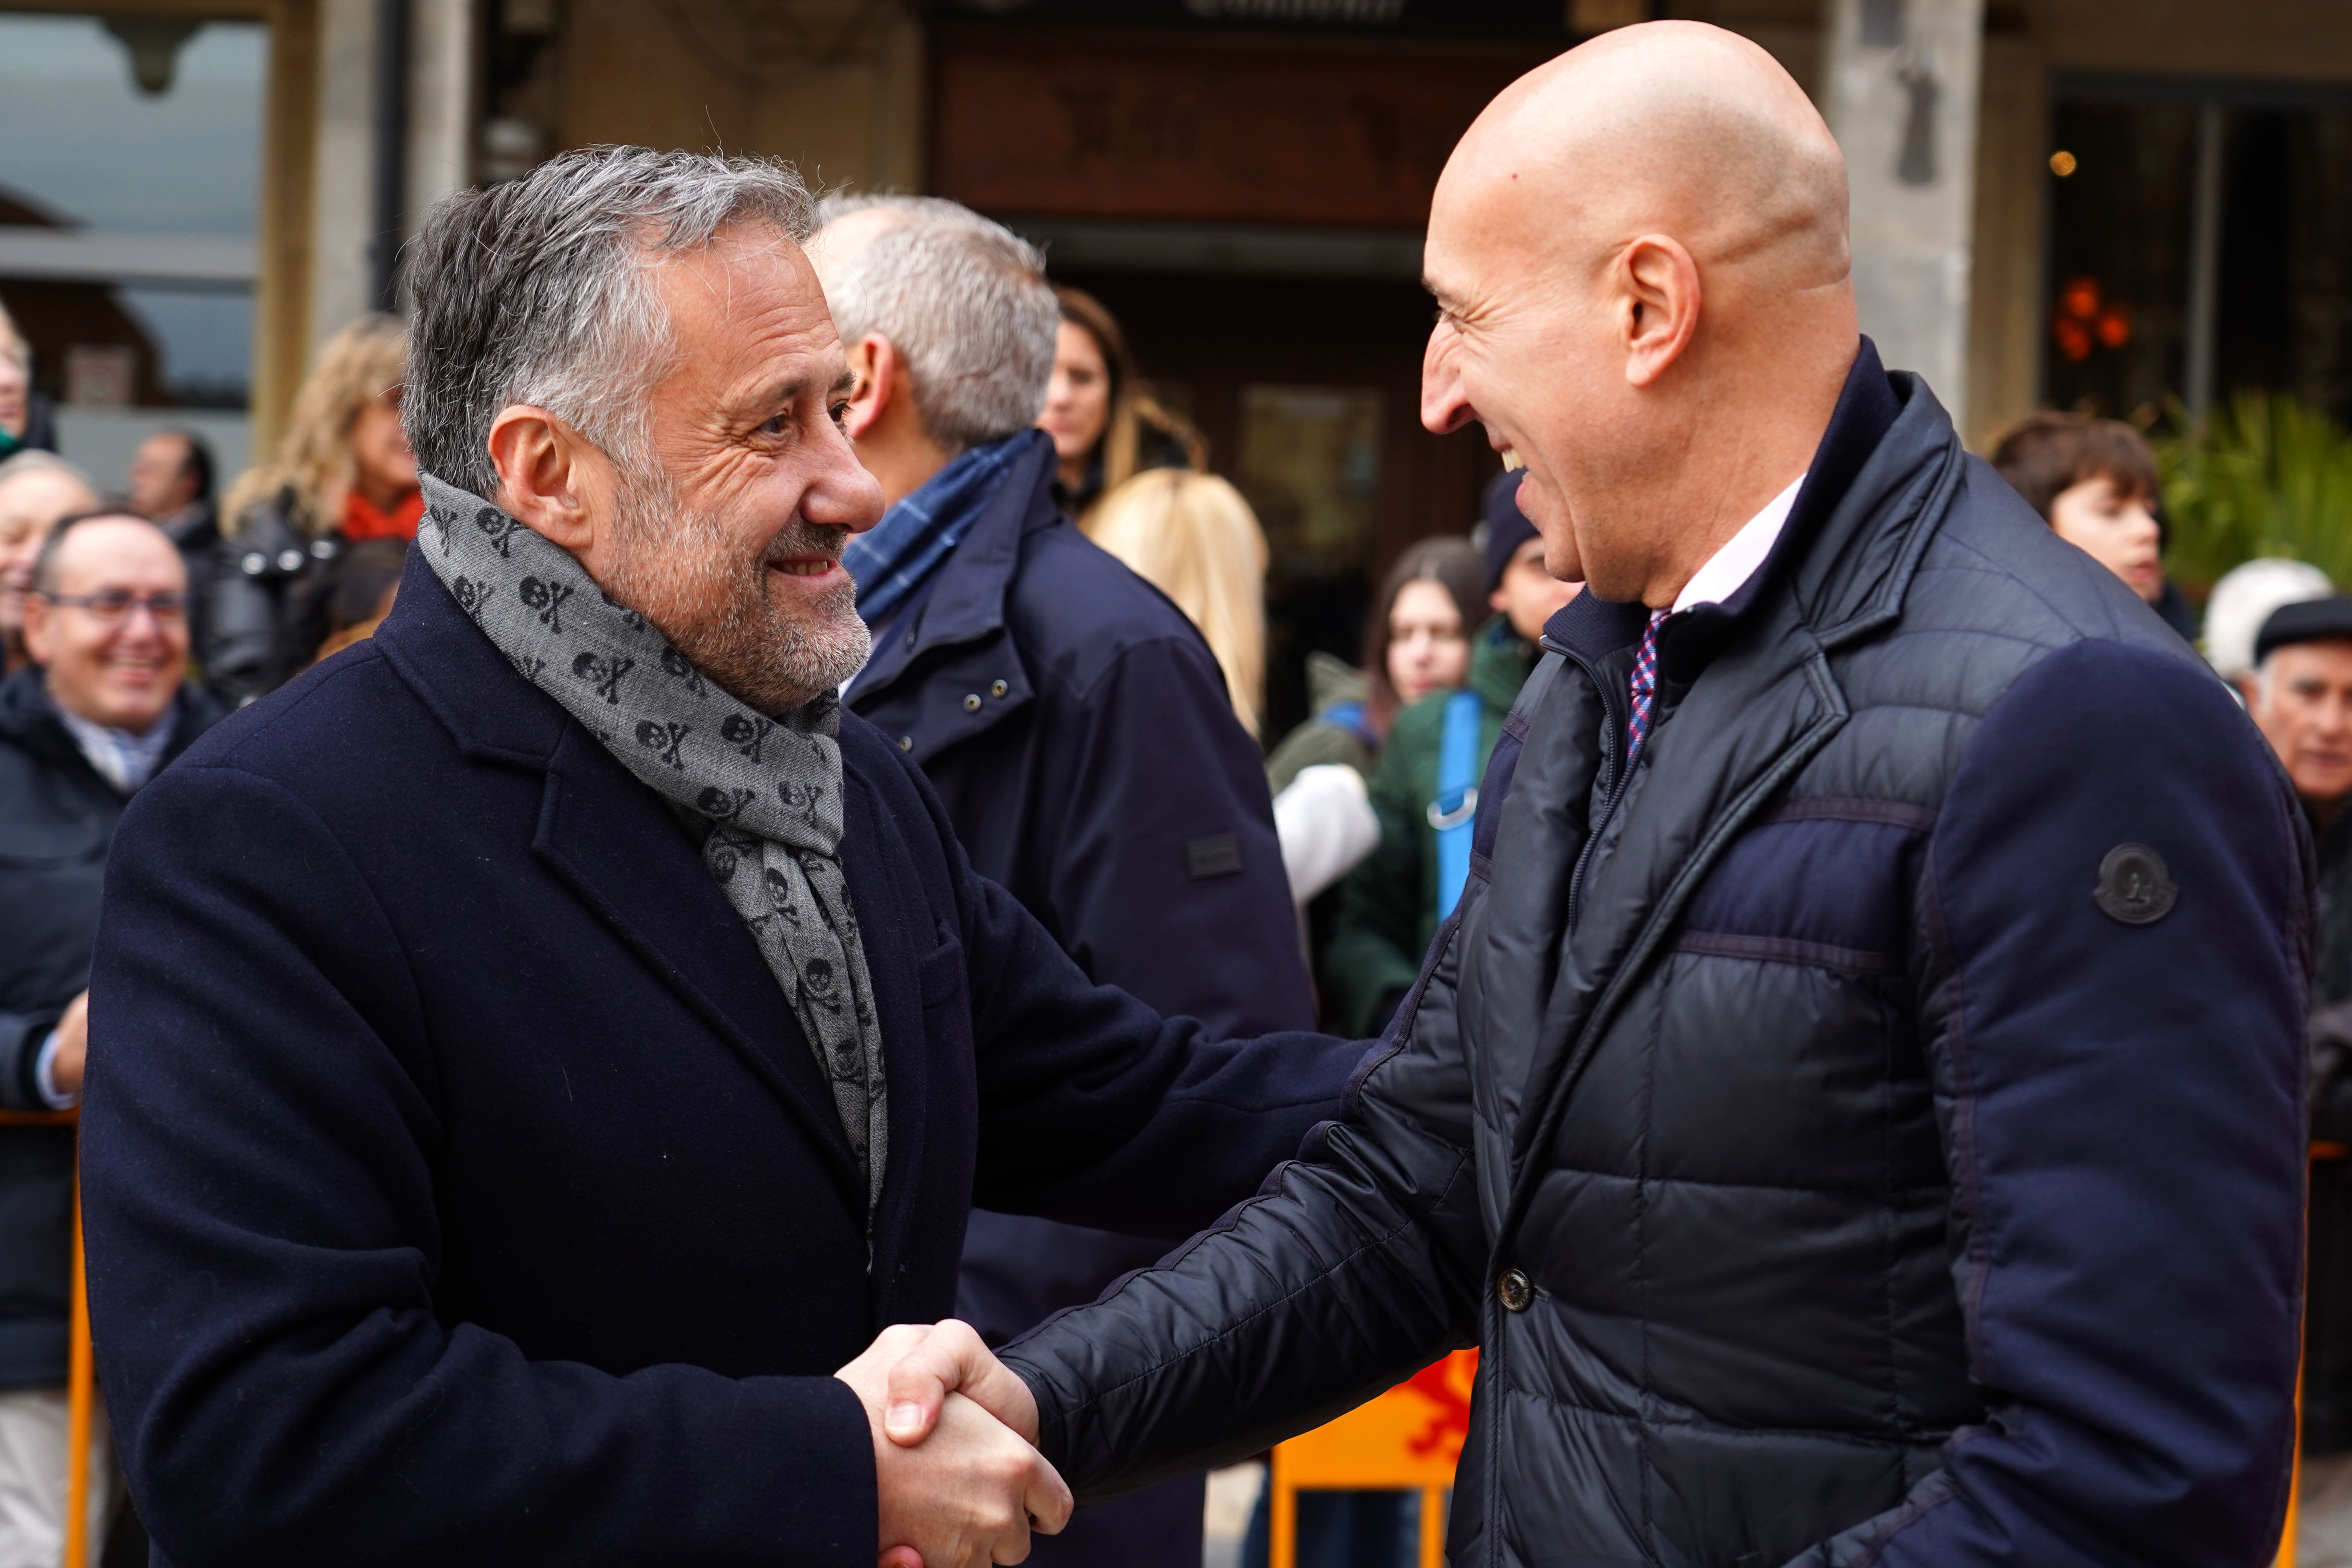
{"left": 1671, "top": 473, "right": 1808, "bottom": 615}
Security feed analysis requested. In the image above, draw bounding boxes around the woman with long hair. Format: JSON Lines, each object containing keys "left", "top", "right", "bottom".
{"left": 1262, "top": 535, "right": 1486, "bottom": 793}
{"left": 1037, "top": 285, "right": 1204, "bottom": 523}
{"left": 1082, "top": 467, "right": 1267, "bottom": 736}
{"left": 208, "top": 315, "right": 416, "bottom": 701}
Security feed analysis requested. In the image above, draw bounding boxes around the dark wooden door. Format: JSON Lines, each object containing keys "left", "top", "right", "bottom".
{"left": 1058, "top": 267, "right": 1500, "bottom": 742}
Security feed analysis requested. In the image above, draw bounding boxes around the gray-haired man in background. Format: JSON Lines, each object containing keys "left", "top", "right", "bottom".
{"left": 811, "top": 196, "right": 1314, "bottom": 1568}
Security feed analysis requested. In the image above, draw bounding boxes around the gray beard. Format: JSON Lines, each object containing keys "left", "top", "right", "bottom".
{"left": 602, "top": 466, "right": 870, "bottom": 714}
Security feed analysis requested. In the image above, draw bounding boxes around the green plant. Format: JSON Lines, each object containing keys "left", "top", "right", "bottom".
{"left": 2155, "top": 390, "right": 2352, "bottom": 591}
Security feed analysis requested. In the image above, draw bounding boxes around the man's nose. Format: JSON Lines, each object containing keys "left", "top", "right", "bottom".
{"left": 1421, "top": 324, "right": 1473, "bottom": 436}
{"left": 809, "top": 429, "right": 887, "bottom": 536}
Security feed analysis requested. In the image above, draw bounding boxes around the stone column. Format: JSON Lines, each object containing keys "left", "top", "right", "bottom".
{"left": 305, "top": 0, "right": 474, "bottom": 349}
{"left": 1822, "top": 0, "right": 1986, "bottom": 416}
{"left": 307, "top": 0, "right": 378, "bottom": 347}
{"left": 407, "top": 0, "right": 479, "bottom": 228}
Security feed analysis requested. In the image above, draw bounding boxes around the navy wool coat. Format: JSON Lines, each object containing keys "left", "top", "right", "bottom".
{"left": 849, "top": 431, "right": 1314, "bottom": 1333}
{"left": 79, "top": 551, "right": 1357, "bottom": 1568}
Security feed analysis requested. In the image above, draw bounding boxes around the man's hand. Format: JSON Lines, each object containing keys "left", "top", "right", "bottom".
{"left": 837, "top": 1326, "right": 1068, "bottom": 1568}
{"left": 51, "top": 992, "right": 88, "bottom": 1097}
{"left": 873, "top": 1319, "right": 1040, "bottom": 1449}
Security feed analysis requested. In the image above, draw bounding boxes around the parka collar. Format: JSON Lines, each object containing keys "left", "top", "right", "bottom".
{"left": 1540, "top": 337, "right": 1953, "bottom": 683}
{"left": 851, "top": 431, "right": 1058, "bottom": 701}
{"left": 1651, "top": 337, "right": 1907, "bottom": 681}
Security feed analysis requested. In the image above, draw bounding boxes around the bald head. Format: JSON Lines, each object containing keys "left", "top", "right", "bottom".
{"left": 1422, "top": 22, "right": 1861, "bottom": 606}
{"left": 1437, "top": 24, "right": 1847, "bottom": 305}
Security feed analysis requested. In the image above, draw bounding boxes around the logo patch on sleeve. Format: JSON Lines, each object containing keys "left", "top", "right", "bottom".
{"left": 2094, "top": 843, "right": 2177, "bottom": 926}
{"left": 1185, "top": 833, "right": 1244, "bottom": 880}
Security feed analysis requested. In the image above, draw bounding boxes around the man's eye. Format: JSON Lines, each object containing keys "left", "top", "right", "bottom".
{"left": 829, "top": 401, "right": 851, "bottom": 428}
{"left": 760, "top": 413, "right": 789, "bottom": 437}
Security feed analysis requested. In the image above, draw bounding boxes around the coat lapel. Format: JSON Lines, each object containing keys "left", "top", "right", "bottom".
{"left": 377, "top": 549, "right": 864, "bottom": 1209}
{"left": 531, "top": 722, "right": 864, "bottom": 1203}
{"left": 848, "top": 437, "right": 1052, "bottom": 758}
{"left": 837, "top": 765, "right": 933, "bottom": 1322}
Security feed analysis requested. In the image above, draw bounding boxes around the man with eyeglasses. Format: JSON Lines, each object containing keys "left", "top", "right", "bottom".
{"left": 0, "top": 509, "right": 219, "bottom": 1564}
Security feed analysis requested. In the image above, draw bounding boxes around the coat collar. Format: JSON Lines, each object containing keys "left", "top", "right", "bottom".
{"left": 851, "top": 431, "right": 1057, "bottom": 703}
{"left": 1538, "top": 338, "right": 1927, "bottom": 678}
{"left": 0, "top": 665, "right": 222, "bottom": 792}
{"left": 374, "top": 549, "right": 873, "bottom": 1212}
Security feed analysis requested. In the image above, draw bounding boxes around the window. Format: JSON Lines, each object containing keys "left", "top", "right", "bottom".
{"left": 2046, "top": 78, "right": 2352, "bottom": 425}
{"left": 0, "top": 10, "right": 268, "bottom": 484}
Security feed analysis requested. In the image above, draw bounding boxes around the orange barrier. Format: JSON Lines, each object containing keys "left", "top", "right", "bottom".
{"left": 1268, "top": 1350, "right": 1476, "bottom": 1568}
{"left": 0, "top": 1110, "right": 91, "bottom": 1568}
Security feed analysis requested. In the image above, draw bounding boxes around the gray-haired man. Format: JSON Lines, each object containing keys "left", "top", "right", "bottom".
{"left": 78, "top": 147, "right": 1360, "bottom": 1568}
{"left": 811, "top": 197, "right": 1314, "bottom": 1568}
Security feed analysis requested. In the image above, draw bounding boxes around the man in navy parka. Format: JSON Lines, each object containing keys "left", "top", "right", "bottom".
{"left": 897, "top": 24, "right": 2317, "bottom": 1568}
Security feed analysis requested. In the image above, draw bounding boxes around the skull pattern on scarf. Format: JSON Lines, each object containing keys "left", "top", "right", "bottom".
{"left": 417, "top": 473, "right": 888, "bottom": 1220}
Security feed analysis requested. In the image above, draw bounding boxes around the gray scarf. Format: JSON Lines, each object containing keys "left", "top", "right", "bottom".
{"left": 418, "top": 474, "right": 887, "bottom": 1218}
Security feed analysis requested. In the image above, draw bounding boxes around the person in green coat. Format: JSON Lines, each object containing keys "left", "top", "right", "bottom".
{"left": 1325, "top": 472, "right": 1581, "bottom": 1036}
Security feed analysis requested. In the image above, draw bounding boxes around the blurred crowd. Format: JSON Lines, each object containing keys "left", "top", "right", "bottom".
{"left": 2, "top": 195, "right": 2351, "bottom": 1565}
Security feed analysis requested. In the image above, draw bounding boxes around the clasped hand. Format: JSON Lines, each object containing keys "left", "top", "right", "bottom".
{"left": 835, "top": 1320, "right": 1068, "bottom": 1568}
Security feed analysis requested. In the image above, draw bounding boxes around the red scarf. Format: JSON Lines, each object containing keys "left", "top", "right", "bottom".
{"left": 342, "top": 488, "right": 424, "bottom": 542}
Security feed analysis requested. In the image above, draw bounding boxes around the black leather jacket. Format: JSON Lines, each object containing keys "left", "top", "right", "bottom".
{"left": 1003, "top": 346, "right": 2310, "bottom": 1568}
{"left": 208, "top": 490, "right": 344, "bottom": 704}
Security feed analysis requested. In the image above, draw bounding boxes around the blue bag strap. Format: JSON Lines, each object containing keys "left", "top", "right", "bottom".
{"left": 1429, "top": 690, "right": 1484, "bottom": 921}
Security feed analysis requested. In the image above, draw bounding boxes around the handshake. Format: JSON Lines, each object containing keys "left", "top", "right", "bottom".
{"left": 835, "top": 1321, "right": 1073, "bottom": 1568}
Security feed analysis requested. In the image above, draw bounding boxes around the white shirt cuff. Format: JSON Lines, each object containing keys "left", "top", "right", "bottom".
{"left": 33, "top": 1030, "right": 78, "bottom": 1110}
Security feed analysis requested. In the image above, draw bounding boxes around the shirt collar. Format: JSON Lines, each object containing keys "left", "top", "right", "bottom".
{"left": 1671, "top": 473, "right": 1808, "bottom": 615}
{"left": 54, "top": 701, "right": 176, "bottom": 793}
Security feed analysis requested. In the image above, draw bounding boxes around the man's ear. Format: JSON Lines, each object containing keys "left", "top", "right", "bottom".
{"left": 844, "top": 335, "right": 898, "bottom": 443}
{"left": 1490, "top": 585, "right": 1510, "bottom": 613}
{"left": 486, "top": 404, "right": 603, "bottom": 553}
{"left": 19, "top": 592, "right": 52, "bottom": 668}
{"left": 1616, "top": 235, "right": 1702, "bottom": 390}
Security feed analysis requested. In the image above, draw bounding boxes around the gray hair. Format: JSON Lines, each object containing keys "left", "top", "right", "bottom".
{"left": 0, "top": 450, "right": 96, "bottom": 491}
{"left": 403, "top": 146, "right": 819, "bottom": 498}
{"left": 813, "top": 194, "right": 1057, "bottom": 454}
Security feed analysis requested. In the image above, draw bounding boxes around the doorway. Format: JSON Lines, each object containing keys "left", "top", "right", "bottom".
{"left": 1055, "top": 268, "right": 1499, "bottom": 744}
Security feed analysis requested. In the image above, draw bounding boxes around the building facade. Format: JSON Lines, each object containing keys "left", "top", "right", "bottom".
{"left": 3, "top": 0, "right": 2347, "bottom": 725}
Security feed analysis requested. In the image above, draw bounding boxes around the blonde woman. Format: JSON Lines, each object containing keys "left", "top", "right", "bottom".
{"left": 1083, "top": 467, "right": 1267, "bottom": 737}
{"left": 208, "top": 315, "right": 415, "bottom": 700}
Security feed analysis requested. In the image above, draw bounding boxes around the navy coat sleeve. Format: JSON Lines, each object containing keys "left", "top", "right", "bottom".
{"left": 81, "top": 762, "right": 876, "bottom": 1568}
{"left": 1803, "top": 640, "right": 2309, "bottom": 1568}
{"left": 1038, "top": 636, "right": 1314, "bottom": 1037}
{"left": 1000, "top": 898, "right": 1491, "bottom": 1495}
{"left": 878, "top": 731, "right": 1366, "bottom": 1234}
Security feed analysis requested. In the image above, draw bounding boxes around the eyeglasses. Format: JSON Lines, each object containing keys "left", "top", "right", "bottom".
{"left": 39, "top": 590, "right": 188, "bottom": 626}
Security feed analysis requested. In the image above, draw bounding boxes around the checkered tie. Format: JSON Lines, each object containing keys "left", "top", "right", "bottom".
{"left": 1626, "top": 609, "right": 1668, "bottom": 765}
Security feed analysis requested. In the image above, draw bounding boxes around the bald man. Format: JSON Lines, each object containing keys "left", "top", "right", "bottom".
{"left": 880, "top": 22, "right": 2308, "bottom": 1568}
